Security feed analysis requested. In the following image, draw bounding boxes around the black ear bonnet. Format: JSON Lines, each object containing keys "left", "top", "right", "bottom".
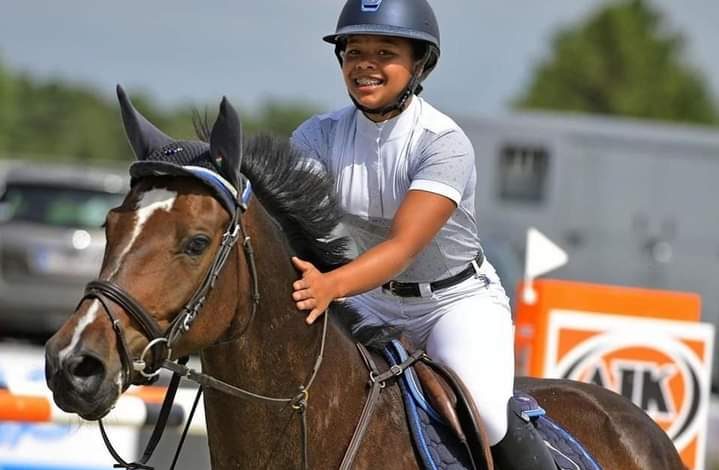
{"left": 116, "top": 85, "right": 250, "bottom": 215}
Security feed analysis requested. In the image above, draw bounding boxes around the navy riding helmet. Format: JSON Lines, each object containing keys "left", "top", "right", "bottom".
{"left": 324, "top": 0, "right": 441, "bottom": 115}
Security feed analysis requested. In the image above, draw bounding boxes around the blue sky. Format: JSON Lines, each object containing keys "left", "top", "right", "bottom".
{"left": 1, "top": 0, "right": 717, "bottom": 119}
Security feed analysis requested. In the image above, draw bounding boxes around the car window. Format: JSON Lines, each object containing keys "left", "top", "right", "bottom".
{"left": 0, "top": 183, "right": 123, "bottom": 229}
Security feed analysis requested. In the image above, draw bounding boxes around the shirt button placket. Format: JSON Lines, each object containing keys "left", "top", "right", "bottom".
{"left": 376, "top": 127, "right": 384, "bottom": 217}
{"left": 368, "top": 127, "right": 382, "bottom": 217}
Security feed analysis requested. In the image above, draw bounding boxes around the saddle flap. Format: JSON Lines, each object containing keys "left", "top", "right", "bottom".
{"left": 385, "top": 339, "right": 493, "bottom": 470}
{"left": 413, "top": 361, "right": 464, "bottom": 441}
{"left": 419, "top": 357, "right": 494, "bottom": 470}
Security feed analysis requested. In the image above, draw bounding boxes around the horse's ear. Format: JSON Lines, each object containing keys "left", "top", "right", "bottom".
{"left": 210, "top": 97, "right": 243, "bottom": 190}
{"left": 116, "top": 84, "right": 174, "bottom": 160}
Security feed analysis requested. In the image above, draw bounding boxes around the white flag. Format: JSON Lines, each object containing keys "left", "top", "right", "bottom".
{"left": 522, "top": 227, "right": 568, "bottom": 304}
{"left": 525, "top": 227, "right": 568, "bottom": 279}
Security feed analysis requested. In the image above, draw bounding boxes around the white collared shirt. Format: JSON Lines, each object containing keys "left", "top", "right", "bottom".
{"left": 291, "top": 96, "right": 482, "bottom": 283}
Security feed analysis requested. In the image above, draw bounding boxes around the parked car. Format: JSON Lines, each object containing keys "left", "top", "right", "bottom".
{"left": 0, "top": 161, "right": 128, "bottom": 341}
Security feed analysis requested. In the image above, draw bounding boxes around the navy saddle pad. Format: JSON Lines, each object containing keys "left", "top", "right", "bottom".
{"left": 383, "top": 340, "right": 602, "bottom": 470}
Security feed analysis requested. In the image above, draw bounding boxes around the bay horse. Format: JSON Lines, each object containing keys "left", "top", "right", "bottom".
{"left": 45, "top": 86, "right": 685, "bottom": 470}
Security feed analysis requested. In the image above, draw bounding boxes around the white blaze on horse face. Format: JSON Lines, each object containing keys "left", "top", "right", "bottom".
{"left": 109, "top": 188, "right": 178, "bottom": 278}
{"left": 58, "top": 300, "right": 100, "bottom": 363}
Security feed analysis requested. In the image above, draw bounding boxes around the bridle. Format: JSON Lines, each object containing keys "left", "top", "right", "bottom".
{"left": 75, "top": 179, "right": 261, "bottom": 469}
{"left": 80, "top": 206, "right": 249, "bottom": 389}
{"left": 79, "top": 177, "right": 422, "bottom": 470}
{"left": 75, "top": 179, "right": 330, "bottom": 470}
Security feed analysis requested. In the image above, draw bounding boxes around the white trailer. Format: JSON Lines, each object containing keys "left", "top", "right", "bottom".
{"left": 459, "top": 111, "right": 719, "bottom": 388}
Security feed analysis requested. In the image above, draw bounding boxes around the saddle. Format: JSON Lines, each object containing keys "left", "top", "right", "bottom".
{"left": 382, "top": 340, "right": 602, "bottom": 470}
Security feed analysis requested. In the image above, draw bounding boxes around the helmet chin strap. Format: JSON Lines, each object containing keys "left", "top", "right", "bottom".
{"left": 345, "top": 47, "right": 433, "bottom": 120}
{"left": 348, "top": 82, "right": 414, "bottom": 118}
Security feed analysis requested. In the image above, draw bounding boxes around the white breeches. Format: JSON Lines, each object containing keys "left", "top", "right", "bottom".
{"left": 346, "top": 262, "right": 514, "bottom": 445}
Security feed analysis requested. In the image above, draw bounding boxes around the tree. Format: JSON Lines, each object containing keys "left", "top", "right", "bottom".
{"left": 0, "top": 61, "right": 318, "bottom": 163}
{"left": 0, "top": 57, "right": 16, "bottom": 145}
{"left": 247, "top": 100, "right": 319, "bottom": 137}
{"left": 514, "top": 0, "right": 718, "bottom": 125}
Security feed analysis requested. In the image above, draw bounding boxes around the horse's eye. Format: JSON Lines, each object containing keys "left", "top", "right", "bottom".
{"left": 184, "top": 235, "right": 211, "bottom": 257}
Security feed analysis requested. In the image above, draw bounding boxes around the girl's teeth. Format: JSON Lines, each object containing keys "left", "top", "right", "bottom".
{"left": 357, "top": 78, "right": 381, "bottom": 86}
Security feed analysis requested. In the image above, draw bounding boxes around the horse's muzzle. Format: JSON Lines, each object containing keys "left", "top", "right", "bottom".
{"left": 45, "top": 339, "right": 118, "bottom": 420}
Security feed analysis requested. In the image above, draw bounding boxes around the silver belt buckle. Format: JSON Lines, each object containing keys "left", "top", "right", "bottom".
{"left": 386, "top": 280, "right": 399, "bottom": 295}
{"left": 471, "top": 258, "right": 482, "bottom": 278}
{"left": 418, "top": 282, "right": 433, "bottom": 297}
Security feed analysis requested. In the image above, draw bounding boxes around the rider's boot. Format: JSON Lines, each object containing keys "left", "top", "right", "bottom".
{"left": 490, "top": 401, "right": 557, "bottom": 470}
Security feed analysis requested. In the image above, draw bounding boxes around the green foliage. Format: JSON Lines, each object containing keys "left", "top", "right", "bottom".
{"left": 514, "top": 0, "right": 718, "bottom": 125}
{"left": 5, "top": 76, "right": 127, "bottom": 161}
{"left": 0, "top": 57, "right": 16, "bottom": 145}
{"left": 247, "top": 100, "right": 320, "bottom": 137}
{"left": 0, "top": 58, "right": 318, "bottom": 163}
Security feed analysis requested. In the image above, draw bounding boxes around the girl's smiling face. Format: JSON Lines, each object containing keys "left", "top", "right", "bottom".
{"left": 341, "top": 35, "right": 416, "bottom": 121}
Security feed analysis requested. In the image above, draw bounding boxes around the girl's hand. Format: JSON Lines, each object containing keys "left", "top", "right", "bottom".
{"left": 292, "top": 257, "right": 337, "bottom": 325}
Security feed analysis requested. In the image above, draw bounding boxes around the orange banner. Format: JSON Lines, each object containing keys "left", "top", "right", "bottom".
{"left": 515, "top": 279, "right": 713, "bottom": 470}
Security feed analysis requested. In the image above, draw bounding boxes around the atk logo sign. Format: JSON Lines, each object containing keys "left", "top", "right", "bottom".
{"left": 544, "top": 310, "right": 714, "bottom": 470}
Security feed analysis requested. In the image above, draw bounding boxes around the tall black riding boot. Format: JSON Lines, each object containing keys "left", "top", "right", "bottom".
{"left": 490, "top": 401, "right": 557, "bottom": 470}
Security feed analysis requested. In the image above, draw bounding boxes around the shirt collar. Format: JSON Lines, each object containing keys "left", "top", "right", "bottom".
{"left": 355, "top": 96, "right": 421, "bottom": 142}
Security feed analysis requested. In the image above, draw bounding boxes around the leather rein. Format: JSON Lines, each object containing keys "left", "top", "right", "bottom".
{"left": 80, "top": 188, "right": 422, "bottom": 470}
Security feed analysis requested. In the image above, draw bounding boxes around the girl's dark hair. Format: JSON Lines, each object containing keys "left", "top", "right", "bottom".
{"left": 336, "top": 36, "right": 429, "bottom": 63}
{"left": 411, "top": 40, "right": 429, "bottom": 62}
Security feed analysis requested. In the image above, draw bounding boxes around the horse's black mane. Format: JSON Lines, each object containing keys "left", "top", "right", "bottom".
{"left": 241, "top": 135, "right": 399, "bottom": 348}
{"left": 240, "top": 134, "right": 348, "bottom": 272}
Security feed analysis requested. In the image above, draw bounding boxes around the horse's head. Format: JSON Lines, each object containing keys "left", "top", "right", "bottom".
{"left": 45, "top": 86, "right": 250, "bottom": 420}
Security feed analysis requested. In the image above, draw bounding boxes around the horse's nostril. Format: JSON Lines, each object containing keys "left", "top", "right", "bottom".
{"left": 63, "top": 353, "right": 106, "bottom": 395}
{"left": 70, "top": 354, "right": 104, "bottom": 379}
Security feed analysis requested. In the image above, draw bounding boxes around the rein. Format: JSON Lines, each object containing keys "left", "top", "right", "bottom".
{"left": 162, "top": 317, "right": 424, "bottom": 470}
{"left": 162, "top": 311, "right": 330, "bottom": 470}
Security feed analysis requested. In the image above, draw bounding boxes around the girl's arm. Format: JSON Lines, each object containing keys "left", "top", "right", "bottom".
{"left": 292, "top": 189, "right": 455, "bottom": 324}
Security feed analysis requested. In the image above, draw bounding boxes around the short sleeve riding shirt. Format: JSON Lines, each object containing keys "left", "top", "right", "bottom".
{"left": 291, "top": 96, "right": 482, "bottom": 283}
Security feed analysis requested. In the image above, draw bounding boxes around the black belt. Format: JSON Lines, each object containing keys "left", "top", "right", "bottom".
{"left": 382, "top": 251, "right": 485, "bottom": 297}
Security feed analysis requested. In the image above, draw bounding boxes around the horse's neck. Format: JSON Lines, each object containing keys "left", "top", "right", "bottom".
{"left": 201, "top": 201, "right": 355, "bottom": 392}
{"left": 198, "top": 203, "right": 407, "bottom": 468}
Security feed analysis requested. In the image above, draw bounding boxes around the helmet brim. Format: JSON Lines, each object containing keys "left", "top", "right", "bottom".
{"left": 323, "top": 24, "right": 439, "bottom": 50}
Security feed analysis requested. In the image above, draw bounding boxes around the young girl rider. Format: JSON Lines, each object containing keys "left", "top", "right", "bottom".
{"left": 290, "top": 0, "right": 556, "bottom": 468}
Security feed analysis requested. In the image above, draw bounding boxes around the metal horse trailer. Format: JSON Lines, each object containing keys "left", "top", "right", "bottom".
{"left": 459, "top": 110, "right": 719, "bottom": 390}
